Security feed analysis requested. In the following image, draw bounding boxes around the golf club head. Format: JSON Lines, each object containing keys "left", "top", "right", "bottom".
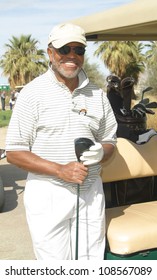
{"left": 136, "top": 103, "right": 155, "bottom": 114}
{"left": 74, "top": 138, "right": 94, "bottom": 162}
{"left": 106, "top": 75, "right": 121, "bottom": 86}
{"left": 133, "top": 103, "right": 146, "bottom": 111}
{"left": 141, "top": 86, "right": 153, "bottom": 100}
{"left": 145, "top": 108, "right": 155, "bottom": 115}
{"left": 139, "top": 98, "right": 150, "bottom": 105}
{"left": 132, "top": 108, "right": 144, "bottom": 118}
{"left": 132, "top": 103, "right": 146, "bottom": 118}
{"left": 121, "top": 77, "right": 135, "bottom": 89}
{"left": 142, "top": 86, "right": 153, "bottom": 95}
{"left": 133, "top": 103, "right": 155, "bottom": 115}
{"left": 146, "top": 101, "right": 157, "bottom": 108}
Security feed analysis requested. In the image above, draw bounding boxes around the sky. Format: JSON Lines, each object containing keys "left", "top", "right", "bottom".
{"left": 0, "top": 0, "right": 133, "bottom": 85}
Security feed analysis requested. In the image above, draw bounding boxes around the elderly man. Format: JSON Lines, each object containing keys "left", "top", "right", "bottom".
{"left": 6, "top": 23, "right": 117, "bottom": 260}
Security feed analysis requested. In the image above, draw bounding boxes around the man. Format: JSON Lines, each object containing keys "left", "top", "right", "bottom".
{"left": 6, "top": 23, "right": 117, "bottom": 260}
{"left": 1, "top": 91, "right": 6, "bottom": 110}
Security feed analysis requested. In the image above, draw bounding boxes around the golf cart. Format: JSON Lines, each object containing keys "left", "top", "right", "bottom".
{"left": 101, "top": 77, "right": 157, "bottom": 260}
{"left": 102, "top": 136, "right": 157, "bottom": 260}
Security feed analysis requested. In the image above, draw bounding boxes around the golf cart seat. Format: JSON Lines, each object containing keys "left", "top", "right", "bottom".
{"left": 101, "top": 135, "right": 157, "bottom": 259}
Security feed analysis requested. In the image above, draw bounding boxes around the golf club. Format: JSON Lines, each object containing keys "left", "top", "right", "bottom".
{"left": 139, "top": 98, "right": 150, "bottom": 105}
{"left": 132, "top": 108, "right": 144, "bottom": 118}
{"left": 146, "top": 101, "right": 157, "bottom": 108}
{"left": 74, "top": 137, "right": 94, "bottom": 260}
{"left": 141, "top": 86, "right": 153, "bottom": 101}
{"left": 121, "top": 77, "right": 135, "bottom": 114}
{"left": 145, "top": 108, "right": 155, "bottom": 115}
{"left": 132, "top": 103, "right": 146, "bottom": 116}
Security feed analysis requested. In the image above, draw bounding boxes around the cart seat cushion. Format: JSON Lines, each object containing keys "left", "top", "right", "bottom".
{"left": 101, "top": 136, "right": 157, "bottom": 183}
{"left": 106, "top": 201, "right": 157, "bottom": 255}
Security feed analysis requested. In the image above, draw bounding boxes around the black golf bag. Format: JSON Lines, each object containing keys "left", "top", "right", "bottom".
{"left": 105, "top": 75, "right": 157, "bottom": 207}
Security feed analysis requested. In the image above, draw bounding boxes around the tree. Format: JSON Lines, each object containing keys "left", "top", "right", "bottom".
{"left": 0, "top": 35, "right": 48, "bottom": 88}
{"left": 94, "top": 41, "right": 145, "bottom": 83}
{"left": 83, "top": 57, "right": 106, "bottom": 89}
{"left": 144, "top": 41, "right": 157, "bottom": 93}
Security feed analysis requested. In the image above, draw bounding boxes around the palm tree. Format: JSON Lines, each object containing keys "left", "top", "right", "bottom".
{"left": 145, "top": 41, "right": 157, "bottom": 65}
{"left": 83, "top": 57, "right": 106, "bottom": 89}
{"left": 94, "top": 41, "right": 145, "bottom": 83}
{"left": 144, "top": 41, "right": 157, "bottom": 92}
{"left": 0, "top": 35, "right": 48, "bottom": 88}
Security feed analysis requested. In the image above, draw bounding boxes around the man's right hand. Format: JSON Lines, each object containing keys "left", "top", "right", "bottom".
{"left": 58, "top": 162, "right": 88, "bottom": 185}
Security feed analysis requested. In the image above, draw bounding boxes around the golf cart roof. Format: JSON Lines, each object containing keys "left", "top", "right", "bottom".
{"left": 69, "top": 0, "right": 157, "bottom": 41}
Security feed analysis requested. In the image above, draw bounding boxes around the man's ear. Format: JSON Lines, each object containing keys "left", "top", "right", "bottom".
{"left": 47, "top": 48, "right": 52, "bottom": 56}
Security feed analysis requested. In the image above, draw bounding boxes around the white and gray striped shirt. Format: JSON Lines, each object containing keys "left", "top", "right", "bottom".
{"left": 6, "top": 67, "right": 117, "bottom": 190}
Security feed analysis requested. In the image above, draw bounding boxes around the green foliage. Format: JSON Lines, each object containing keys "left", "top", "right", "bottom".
{"left": 0, "top": 35, "right": 48, "bottom": 88}
{"left": 83, "top": 57, "right": 106, "bottom": 89}
{"left": 0, "top": 110, "right": 12, "bottom": 127}
{"left": 94, "top": 41, "right": 145, "bottom": 83}
{"left": 144, "top": 41, "right": 157, "bottom": 93}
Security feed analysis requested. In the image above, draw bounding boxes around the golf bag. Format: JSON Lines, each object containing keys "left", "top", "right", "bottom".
{"left": 107, "top": 75, "right": 147, "bottom": 142}
{"left": 105, "top": 75, "right": 157, "bottom": 207}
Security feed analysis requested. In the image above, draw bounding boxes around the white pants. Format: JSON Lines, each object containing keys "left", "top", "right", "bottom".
{"left": 24, "top": 176, "right": 105, "bottom": 260}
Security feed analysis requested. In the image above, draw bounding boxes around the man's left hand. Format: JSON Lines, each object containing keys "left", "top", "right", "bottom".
{"left": 80, "top": 142, "right": 104, "bottom": 165}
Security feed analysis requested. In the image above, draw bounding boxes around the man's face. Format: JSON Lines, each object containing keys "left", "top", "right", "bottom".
{"left": 47, "top": 42, "right": 85, "bottom": 80}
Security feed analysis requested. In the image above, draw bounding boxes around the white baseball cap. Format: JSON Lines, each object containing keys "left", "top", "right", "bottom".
{"left": 48, "top": 23, "right": 87, "bottom": 48}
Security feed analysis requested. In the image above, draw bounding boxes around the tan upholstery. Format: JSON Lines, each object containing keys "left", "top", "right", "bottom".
{"left": 101, "top": 136, "right": 157, "bottom": 255}
{"left": 106, "top": 201, "right": 157, "bottom": 255}
{"left": 101, "top": 136, "right": 157, "bottom": 183}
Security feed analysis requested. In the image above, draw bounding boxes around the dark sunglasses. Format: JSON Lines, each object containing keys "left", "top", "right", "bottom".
{"left": 56, "top": 45, "right": 86, "bottom": 56}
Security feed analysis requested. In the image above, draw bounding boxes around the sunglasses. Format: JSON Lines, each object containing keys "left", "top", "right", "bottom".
{"left": 55, "top": 45, "right": 86, "bottom": 56}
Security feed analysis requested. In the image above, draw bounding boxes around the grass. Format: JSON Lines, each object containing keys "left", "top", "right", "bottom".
{"left": 0, "top": 110, "right": 12, "bottom": 128}
{"left": 146, "top": 109, "right": 157, "bottom": 131}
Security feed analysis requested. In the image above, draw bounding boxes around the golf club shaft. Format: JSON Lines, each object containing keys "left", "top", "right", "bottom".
{"left": 75, "top": 183, "right": 80, "bottom": 260}
{"left": 74, "top": 138, "right": 94, "bottom": 260}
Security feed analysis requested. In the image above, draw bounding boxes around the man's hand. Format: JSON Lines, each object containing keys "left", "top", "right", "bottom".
{"left": 80, "top": 142, "right": 104, "bottom": 165}
{"left": 58, "top": 162, "right": 88, "bottom": 184}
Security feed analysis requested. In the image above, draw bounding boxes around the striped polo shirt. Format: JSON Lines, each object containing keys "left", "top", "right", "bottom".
{"left": 6, "top": 67, "right": 117, "bottom": 191}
